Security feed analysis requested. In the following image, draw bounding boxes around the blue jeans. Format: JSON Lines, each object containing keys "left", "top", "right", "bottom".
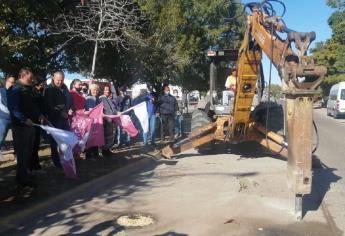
{"left": 0, "top": 119, "right": 10, "bottom": 148}
{"left": 117, "top": 126, "right": 130, "bottom": 145}
{"left": 175, "top": 114, "right": 183, "bottom": 137}
{"left": 143, "top": 115, "right": 156, "bottom": 145}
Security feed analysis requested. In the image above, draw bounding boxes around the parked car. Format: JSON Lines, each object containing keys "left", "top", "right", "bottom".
{"left": 327, "top": 82, "right": 345, "bottom": 118}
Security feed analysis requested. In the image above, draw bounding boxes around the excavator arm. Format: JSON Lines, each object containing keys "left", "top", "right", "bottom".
{"left": 160, "top": 0, "right": 326, "bottom": 219}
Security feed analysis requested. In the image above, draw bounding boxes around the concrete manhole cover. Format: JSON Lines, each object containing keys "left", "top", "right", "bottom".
{"left": 116, "top": 214, "right": 155, "bottom": 227}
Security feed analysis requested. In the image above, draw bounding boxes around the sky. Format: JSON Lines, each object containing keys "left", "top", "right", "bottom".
{"left": 65, "top": 0, "right": 335, "bottom": 86}
{"left": 241, "top": 0, "right": 335, "bottom": 84}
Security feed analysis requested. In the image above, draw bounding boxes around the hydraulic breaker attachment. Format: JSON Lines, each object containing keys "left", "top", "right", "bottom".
{"left": 285, "top": 91, "right": 317, "bottom": 194}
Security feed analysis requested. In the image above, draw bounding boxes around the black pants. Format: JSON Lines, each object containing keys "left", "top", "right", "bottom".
{"left": 85, "top": 147, "right": 99, "bottom": 159}
{"left": 30, "top": 127, "right": 42, "bottom": 171}
{"left": 12, "top": 125, "right": 36, "bottom": 184}
{"left": 161, "top": 114, "right": 174, "bottom": 140}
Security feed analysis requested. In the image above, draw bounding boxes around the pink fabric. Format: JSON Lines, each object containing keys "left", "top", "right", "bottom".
{"left": 70, "top": 115, "right": 93, "bottom": 154}
{"left": 61, "top": 158, "right": 77, "bottom": 179}
{"left": 86, "top": 103, "right": 105, "bottom": 148}
{"left": 70, "top": 90, "right": 85, "bottom": 114}
{"left": 105, "top": 114, "right": 138, "bottom": 137}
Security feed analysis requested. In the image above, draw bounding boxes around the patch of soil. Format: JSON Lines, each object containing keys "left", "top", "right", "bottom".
{"left": 0, "top": 143, "right": 154, "bottom": 218}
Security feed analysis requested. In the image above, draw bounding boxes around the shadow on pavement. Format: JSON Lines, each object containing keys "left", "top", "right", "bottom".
{"left": 175, "top": 141, "right": 286, "bottom": 161}
{"left": 59, "top": 220, "right": 125, "bottom": 236}
{"left": 154, "top": 231, "right": 188, "bottom": 236}
{"left": 1, "top": 159, "right": 160, "bottom": 235}
{"left": 303, "top": 155, "right": 342, "bottom": 218}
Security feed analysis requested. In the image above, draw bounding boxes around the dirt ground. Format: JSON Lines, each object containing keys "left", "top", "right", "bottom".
{"left": 0, "top": 141, "right": 156, "bottom": 218}
{"left": 0, "top": 112, "right": 193, "bottom": 219}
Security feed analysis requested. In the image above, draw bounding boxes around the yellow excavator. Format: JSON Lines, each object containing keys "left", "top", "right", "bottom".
{"left": 160, "top": 0, "right": 327, "bottom": 219}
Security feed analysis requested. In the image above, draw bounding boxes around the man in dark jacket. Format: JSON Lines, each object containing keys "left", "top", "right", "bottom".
{"left": 44, "top": 71, "right": 73, "bottom": 168}
{"left": 7, "top": 67, "right": 46, "bottom": 188}
{"left": 100, "top": 85, "right": 119, "bottom": 156}
{"left": 158, "top": 85, "right": 178, "bottom": 141}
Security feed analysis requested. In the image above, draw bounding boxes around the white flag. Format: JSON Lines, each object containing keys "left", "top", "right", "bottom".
{"left": 40, "top": 125, "right": 79, "bottom": 178}
{"left": 133, "top": 102, "right": 149, "bottom": 133}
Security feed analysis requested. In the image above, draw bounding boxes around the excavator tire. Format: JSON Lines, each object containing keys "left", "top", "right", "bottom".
{"left": 191, "top": 109, "right": 215, "bottom": 154}
{"left": 191, "top": 109, "right": 211, "bottom": 130}
{"left": 252, "top": 102, "right": 284, "bottom": 135}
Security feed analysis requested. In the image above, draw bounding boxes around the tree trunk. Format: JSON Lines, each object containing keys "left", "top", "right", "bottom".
{"left": 91, "top": 39, "right": 98, "bottom": 79}
{"left": 90, "top": 2, "right": 104, "bottom": 79}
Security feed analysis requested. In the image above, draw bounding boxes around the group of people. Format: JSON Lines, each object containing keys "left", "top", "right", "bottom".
{"left": 0, "top": 67, "right": 186, "bottom": 188}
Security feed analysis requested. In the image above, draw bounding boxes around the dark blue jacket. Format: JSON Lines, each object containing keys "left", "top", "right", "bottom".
{"left": 117, "top": 95, "right": 131, "bottom": 112}
{"left": 146, "top": 92, "right": 158, "bottom": 116}
{"left": 44, "top": 83, "right": 72, "bottom": 122}
{"left": 158, "top": 94, "right": 178, "bottom": 115}
{"left": 7, "top": 83, "right": 42, "bottom": 126}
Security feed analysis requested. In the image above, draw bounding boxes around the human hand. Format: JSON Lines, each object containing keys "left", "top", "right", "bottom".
{"left": 39, "top": 115, "right": 48, "bottom": 125}
{"left": 61, "top": 111, "right": 68, "bottom": 119}
{"left": 68, "top": 109, "right": 74, "bottom": 116}
{"left": 24, "top": 119, "right": 33, "bottom": 126}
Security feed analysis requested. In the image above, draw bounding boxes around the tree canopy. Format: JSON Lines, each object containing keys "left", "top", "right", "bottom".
{"left": 312, "top": 0, "right": 345, "bottom": 95}
{"left": 0, "top": 0, "right": 245, "bottom": 91}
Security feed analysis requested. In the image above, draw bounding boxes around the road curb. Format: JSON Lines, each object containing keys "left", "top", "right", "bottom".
{"left": 0, "top": 157, "right": 156, "bottom": 234}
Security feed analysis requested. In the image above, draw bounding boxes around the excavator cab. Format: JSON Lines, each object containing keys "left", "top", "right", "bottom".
{"left": 202, "top": 48, "right": 262, "bottom": 116}
{"left": 206, "top": 49, "right": 238, "bottom": 115}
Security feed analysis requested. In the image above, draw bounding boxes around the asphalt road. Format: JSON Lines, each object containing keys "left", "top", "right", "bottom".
{"left": 312, "top": 108, "right": 345, "bottom": 234}
{"left": 1, "top": 108, "right": 344, "bottom": 236}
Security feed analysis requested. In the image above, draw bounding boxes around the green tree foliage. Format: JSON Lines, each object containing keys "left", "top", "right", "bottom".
{"left": 135, "top": 0, "right": 245, "bottom": 91}
{"left": 0, "top": 0, "right": 80, "bottom": 77}
{"left": 270, "top": 84, "right": 282, "bottom": 99}
{"left": 0, "top": 0, "right": 245, "bottom": 90}
{"left": 312, "top": 0, "right": 345, "bottom": 95}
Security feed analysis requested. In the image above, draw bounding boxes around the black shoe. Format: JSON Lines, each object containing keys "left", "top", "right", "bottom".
{"left": 102, "top": 149, "right": 113, "bottom": 156}
{"left": 20, "top": 181, "right": 37, "bottom": 189}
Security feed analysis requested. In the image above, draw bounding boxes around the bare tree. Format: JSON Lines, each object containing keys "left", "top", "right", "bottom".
{"left": 49, "top": 0, "right": 141, "bottom": 78}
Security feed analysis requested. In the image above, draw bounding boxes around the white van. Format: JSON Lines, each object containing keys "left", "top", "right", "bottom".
{"left": 327, "top": 81, "right": 345, "bottom": 118}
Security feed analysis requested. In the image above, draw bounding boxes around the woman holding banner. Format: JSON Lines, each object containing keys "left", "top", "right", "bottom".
{"left": 84, "top": 84, "right": 101, "bottom": 159}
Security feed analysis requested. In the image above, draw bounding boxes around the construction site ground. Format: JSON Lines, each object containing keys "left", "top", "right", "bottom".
{"left": 0, "top": 108, "right": 344, "bottom": 236}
